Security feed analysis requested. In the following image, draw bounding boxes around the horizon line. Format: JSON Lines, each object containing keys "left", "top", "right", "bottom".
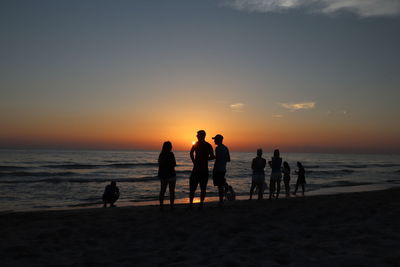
{"left": 1, "top": 146, "right": 399, "bottom": 155}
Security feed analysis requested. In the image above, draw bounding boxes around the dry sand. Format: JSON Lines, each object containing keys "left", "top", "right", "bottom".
{"left": 1, "top": 188, "right": 400, "bottom": 267}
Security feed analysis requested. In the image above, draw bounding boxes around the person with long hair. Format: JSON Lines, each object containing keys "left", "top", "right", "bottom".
{"left": 294, "top": 161, "right": 306, "bottom": 196}
{"left": 158, "top": 141, "right": 176, "bottom": 210}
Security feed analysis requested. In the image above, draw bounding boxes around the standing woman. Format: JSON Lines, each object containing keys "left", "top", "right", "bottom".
{"left": 250, "top": 149, "right": 266, "bottom": 200}
{"left": 294, "top": 161, "right": 306, "bottom": 196}
{"left": 158, "top": 141, "right": 176, "bottom": 210}
{"left": 268, "top": 149, "right": 282, "bottom": 200}
{"left": 282, "top": 161, "right": 291, "bottom": 198}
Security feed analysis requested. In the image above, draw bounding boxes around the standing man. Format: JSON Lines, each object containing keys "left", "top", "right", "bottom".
{"left": 189, "top": 130, "right": 215, "bottom": 209}
{"left": 212, "top": 134, "right": 231, "bottom": 204}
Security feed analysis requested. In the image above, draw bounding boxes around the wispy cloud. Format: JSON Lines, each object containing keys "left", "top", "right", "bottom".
{"left": 272, "top": 114, "right": 284, "bottom": 118}
{"left": 280, "top": 102, "right": 316, "bottom": 111}
{"left": 222, "top": 0, "right": 400, "bottom": 17}
{"left": 230, "top": 103, "right": 245, "bottom": 112}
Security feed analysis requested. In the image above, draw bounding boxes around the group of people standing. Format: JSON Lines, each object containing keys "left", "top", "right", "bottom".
{"left": 156, "top": 129, "right": 307, "bottom": 210}
{"left": 102, "top": 129, "right": 307, "bottom": 209}
{"left": 158, "top": 130, "right": 231, "bottom": 210}
{"left": 250, "top": 148, "right": 306, "bottom": 201}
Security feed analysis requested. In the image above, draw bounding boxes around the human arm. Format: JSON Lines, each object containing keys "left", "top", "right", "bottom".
{"left": 208, "top": 144, "right": 215, "bottom": 161}
{"left": 172, "top": 153, "right": 177, "bottom": 167}
{"left": 190, "top": 145, "right": 195, "bottom": 163}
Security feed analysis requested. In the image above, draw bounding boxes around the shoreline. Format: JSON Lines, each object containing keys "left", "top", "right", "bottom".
{"left": 3, "top": 183, "right": 397, "bottom": 214}
{"left": 1, "top": 188, "right": 400, "bottom": 266}
{"left": 1, "top": 187, "right": 399, "bottom": 266}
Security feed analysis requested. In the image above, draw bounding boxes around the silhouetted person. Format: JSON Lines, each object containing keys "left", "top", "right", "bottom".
{"left": 294, "top": 161, "right": 306, "bottom": 196}
{"left": 212, "top": 134, "right": 231, "bottom": 204}
{"left": 102, "top": 181, "right": 119, "bottom": 207}
{"left": 268, "top": 149, "right": 282, "bottom": 200}
{"left": 158, "top": 141, "right": 177, "bottom": 210}
{"left": 250, "top": 149, "right": 266, "bottom": 200}
{"left": 224, "top": 183, "right": 236, "bottom": 201}
{"left": 189, "top": 130, "right": 215, "bottom": 209}
{"left": 282, "top": 161, "right": 291, "bottom": 198}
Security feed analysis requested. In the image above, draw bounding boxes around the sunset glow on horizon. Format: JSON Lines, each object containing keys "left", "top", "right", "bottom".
{"left": 1, "top": 0, "right": 400, "bottom": 154}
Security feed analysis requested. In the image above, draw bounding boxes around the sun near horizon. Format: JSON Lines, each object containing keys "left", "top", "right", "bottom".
{"left": 1, "top": 0, "right": 400, "bottom": 154}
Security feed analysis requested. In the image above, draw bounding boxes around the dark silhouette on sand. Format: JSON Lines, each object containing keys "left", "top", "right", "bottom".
{"left": 102, "top": 181, "right": 120, "bottom": 207}
{"left": 158, "top": 141, "right": 177, "bottom": 210}
{"left": 189, "top": 130, "right": 215, "bottom": 209}
{"left": 250, "top": 149, "right": 266, "bottom": 200}
{"left": 294, "top": 161, "right": 306, "bottom": 196}
{"left": 268, "top": 149, "right": 282, "bottom": 200}
{"left": 282, "top": 161, "right": 291, "bottom": 198}
{"left": 212, "top": 134, "right": 231, "bottom": 204}
{"left": 224, "top": 183, "right": 236, "bottom": 201}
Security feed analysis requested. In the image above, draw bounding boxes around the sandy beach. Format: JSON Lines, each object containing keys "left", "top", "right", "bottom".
{"left": 1, "top": 188, "right": 399, "bottom": 267}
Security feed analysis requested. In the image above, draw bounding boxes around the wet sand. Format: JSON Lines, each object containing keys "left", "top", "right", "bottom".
{"left": 1, "top": 188, "right": 399, "bottom": 266}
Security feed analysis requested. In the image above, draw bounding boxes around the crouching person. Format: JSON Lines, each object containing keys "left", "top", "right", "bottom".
{"left": 103, "top": 181, "right": 120, "bottom": 207}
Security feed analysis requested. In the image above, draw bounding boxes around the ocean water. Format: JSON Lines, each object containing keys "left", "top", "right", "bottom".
{"left": 0, "top": 149, "right": 399, "bottom": 211}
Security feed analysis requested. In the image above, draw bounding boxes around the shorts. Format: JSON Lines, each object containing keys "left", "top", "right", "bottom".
{"left": 270, "top": 172, "right": 282, "bottom": 182}
{"left": 190, "top": 169, "right": 209, "bottom": 191}
{"left": 252, "top": 173, "right": 265, "bottom": 184}
{"left": 159, "top": 176, "right": 176, "bottom": 183}
{"left": 212, "top": 170, "right": 226, "bottom": 187}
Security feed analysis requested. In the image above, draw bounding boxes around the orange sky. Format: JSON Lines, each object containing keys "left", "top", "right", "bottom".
{"left": 1, "top": 106, "right": 399, "bottom": 153}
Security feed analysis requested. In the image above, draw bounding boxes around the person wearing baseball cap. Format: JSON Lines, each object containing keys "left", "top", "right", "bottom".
{"left": 212, "top": 134, "right": 231, "bottom": 204}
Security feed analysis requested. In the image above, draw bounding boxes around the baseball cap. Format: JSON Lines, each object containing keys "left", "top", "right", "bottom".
{"left": 212, "top": 134, "right": 223, "bottom": 141}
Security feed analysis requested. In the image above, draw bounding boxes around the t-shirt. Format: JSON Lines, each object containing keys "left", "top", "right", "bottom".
{"left": 213, "top": 144, "right": 230, "bottom": 172}
{"left": 252, "top": 157, "right": 266, "bottom": 175}
{"left": 158, "top": 152, "right": 176, "bottom": 178}
{"left": 270, "top": 157, "right": 282, "bottom": 173}
{"left": 191, "top": 141, "right": 214, "bottom": 171}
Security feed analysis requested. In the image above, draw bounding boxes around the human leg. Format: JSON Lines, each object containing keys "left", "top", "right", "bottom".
{"left": 159, "top": 179, "right": 168, "bottom": 209}
{"left": 168, "top": 179, "right": 176, "bottom": 208}
{"left": 249, "top": 181, "right": 256, "bottom": 200}
{"left": 276, "top": 180, "right": 281, "bottom": 199}
{"left": 213, "top": 171, "right": 225, "bottom": 203}
{"left": 269, "top": 178, "right": 275, "bottom": 200}
{"left": 257, "top": 181, "right": 264, "bottom": 200}
{"left": 218, "top": 186, "right": 224, "bottom": 203}
{"left": 199, "top": 175, "right": 209, "bottom": 209}
{"left": 294, "top": 180, "right": 299, "bottom": 195}
{"left": 189, "top": 179, "right": 198, "bottom": 207}
{"left": 284, "top": 180, "right": 290, "bottom": 197}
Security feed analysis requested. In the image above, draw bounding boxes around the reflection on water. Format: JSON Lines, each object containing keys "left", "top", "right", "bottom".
{"left": 0, "top": 149, "right": 399, "bottom": 211}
